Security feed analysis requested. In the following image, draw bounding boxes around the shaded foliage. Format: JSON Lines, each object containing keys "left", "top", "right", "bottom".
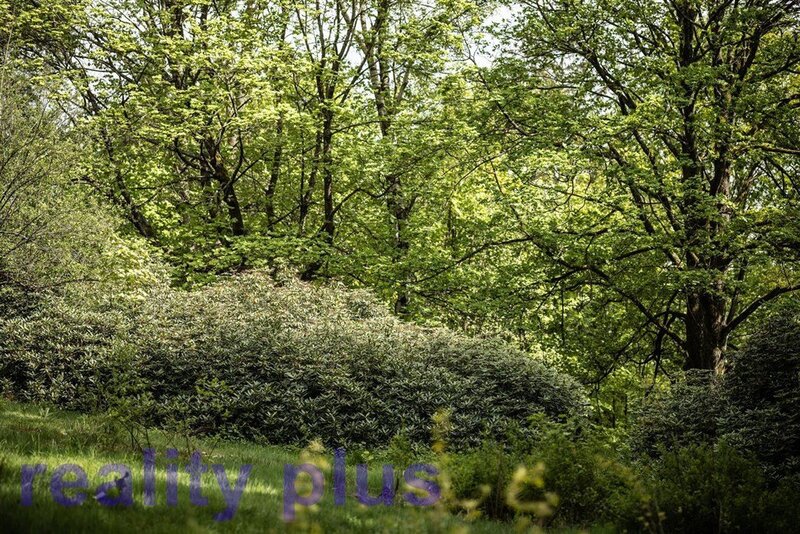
{"left": 0, "top": 272, "right": 585, "bottom": 448}
{"left": 633, "top": 312, "right": 800, "bottom": 480}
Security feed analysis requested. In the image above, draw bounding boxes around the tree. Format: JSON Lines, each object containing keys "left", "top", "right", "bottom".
{"left": 472, "top": 0, "right": 800, "bottom": 373}
{"left": 0, "top": 40, "right": 65, "bottom": 290}
{"left": 0, "top": 17, "right": 140, "bottom": 306}
{"left": 350, "top": 0, "right": 478, "bottom": 313}
{"left": 19, "top": 0, "right": 479, "bottom": 294}
{"left": 33, "top": 0, "right": 312, "bottom": 282}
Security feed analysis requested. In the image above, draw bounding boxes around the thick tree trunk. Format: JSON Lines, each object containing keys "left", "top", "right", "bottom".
{"left": 674, "top": 3, "right": 731, "bottom": 373}
{"left": 684, "top": 291, "right": 727, "bottom": 371}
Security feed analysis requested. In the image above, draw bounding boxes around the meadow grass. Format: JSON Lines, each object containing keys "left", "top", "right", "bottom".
{"left": 0, "top": 400, "right": 521, "bottom": 533}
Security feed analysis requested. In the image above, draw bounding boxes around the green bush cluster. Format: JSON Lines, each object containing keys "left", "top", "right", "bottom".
{"left": 444, "top": 421, "right": 800, "bottom": 533}
{"left": 442, "top": 312, "right": 800, "bottom": 532}
{"left": 722, "top": 314, "right": 800, "bottom": 480}
{"left": 632, "top": 313, "right": 800, "bottom": 481}
{"left": 648, "top": 443, "right": 800, "bottom": 534}
{"left": 630, "top": 370, "right": 720, "bottom": 457}
{"left": 445, "top": 420, "right": 650, "bottom": 530}
{"left": 0, "top": 272, "right": 585, "bottom": 448}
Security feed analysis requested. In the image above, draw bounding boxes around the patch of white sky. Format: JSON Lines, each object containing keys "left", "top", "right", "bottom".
{"left": 331, "top": 1, "right": 522, "bottom": 72}
{"left": 470, "top": 2, "right": 521, "bottom": 68}
{"left": 77, "top": 0, "right": 525, "bottom": 96}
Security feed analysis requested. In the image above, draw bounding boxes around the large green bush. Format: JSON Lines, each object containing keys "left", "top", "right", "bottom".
{"left": 631, "top": 313, "right": 800, "bottom": 480}
{"left": 647, "top": 443, "right": 800, "bottom": 534}
{"left": 443, "top": 423, "right": 800, "bottom": 533}
{"left": 0, "top": 272, "right": 585, "bottom": 448}
{"left": 630, "top": 370, "right": 720, "bottom": 457}
{"left": 722, "top": 314, "right": 800, "bottom": 480}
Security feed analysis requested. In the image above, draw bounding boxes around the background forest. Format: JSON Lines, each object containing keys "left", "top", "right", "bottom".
{"left": 1, "top": 0, "right": 800, "bottom": 532}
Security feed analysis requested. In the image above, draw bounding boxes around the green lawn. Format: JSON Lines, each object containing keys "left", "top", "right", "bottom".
{"left": 0, "top": 400, "right": 520, "bottom": 533}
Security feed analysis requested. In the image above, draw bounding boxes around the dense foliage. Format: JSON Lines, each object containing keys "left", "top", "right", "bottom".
{"left": 2, "top": 1, "right": 800, "bottom": 531}
{"left": 634, "top": 312, "right": 800, "bottom": 480}
{"left": 442, "top": 419, "right": 800, "bottom": 533}
{"left": 4, "top": 0, "right": 798, "bottom": 384}
{"left": 438, "top": 313, "right": 800, "bottom": 530}
{"left": 0, "top": 273, "right": 584, "bottom": 448}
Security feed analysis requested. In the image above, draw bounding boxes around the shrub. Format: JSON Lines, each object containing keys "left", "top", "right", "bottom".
{"left": 0, "top": 272, "right": 585, "bottom": 448}
{"left": 0, "top": 280, "right": 39, "bottom": 319}
{"left": 444, "top": 439, "right": 519, "bottom": 520}
{"left": 630, "top": 370, "right": 720, "bottom": 457}
{"left": 446, "top": 428, "right": 800, "bottom": 532}
{"left": 445, "top": 420, "right": 650, "bottom": 529}
{"left": 631, "top": 313, "right": 800, "bottom": 481}
{"left": 648, "top": 443, "right": 800, "bottom": 534}
{"left": 722, "top": 314, "right": 800, "bottom": 480}
{"left": 529, "top": 424, "right": 647, "bottom": 530}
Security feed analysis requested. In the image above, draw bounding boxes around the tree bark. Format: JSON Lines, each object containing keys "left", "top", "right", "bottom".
{"left": 685, "top": 292, "right": 727, "bottom": 371}
{"left": 321, "top": 107, "right": 335, "bottom": 244}
{"left": 265, "top": 112, "right": 284, "bottom": 229}
{"left": 298, "top": 129, "right": 322, "bottom": 236}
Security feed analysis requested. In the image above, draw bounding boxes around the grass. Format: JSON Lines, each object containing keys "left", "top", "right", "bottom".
{"left": 0, "top": 400, "right": 520, "bottom": 533}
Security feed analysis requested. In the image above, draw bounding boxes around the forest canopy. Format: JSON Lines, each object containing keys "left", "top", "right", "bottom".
{"left": 1, "top": 0, "right": 799, "bottom": 398}
{"left": 2, "top": 1, "right": 800, "bottom": 532}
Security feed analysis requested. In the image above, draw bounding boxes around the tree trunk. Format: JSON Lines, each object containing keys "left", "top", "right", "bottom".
{"left": 299, "top": 129, "right": 322, "bottom": 236}
{"left": 302, "top": 110, "right": 334, "bottom": 281}
{"left": 265, "top": 112, "right": 284, "bottom": 229}
{"left": 220, "top": 175, "right": 245, "bottom": 237}
{"left": 117, "top": 170, "right": 157, "bottom": 240}
{"left": 361, "top": 0, "right": 413, "bottom": 315}
{"left": 201, "top": 137, "right": 245, "bottom": 237}
{"left": 684, "top": 291, "right": 727, "bottom": 371}
{"left": 321, "top": 107, "right": 335, "bottom": 244}
{"left": 386, "top": 174, "right": 411, "bottom": 315}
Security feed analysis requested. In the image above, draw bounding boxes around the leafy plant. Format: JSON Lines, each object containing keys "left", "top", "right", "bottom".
{"left": 0, "top": 272, "right": 585, "bottom": 449}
